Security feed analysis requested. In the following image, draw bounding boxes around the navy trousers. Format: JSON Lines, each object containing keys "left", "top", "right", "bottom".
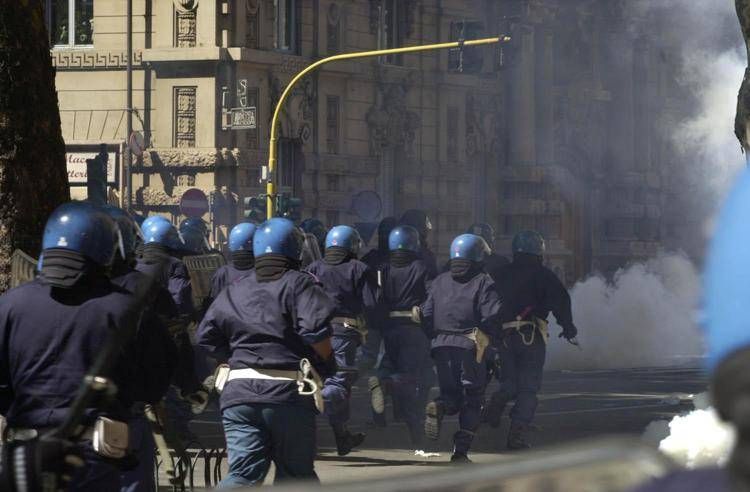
{"left": 433, "top": 346, "right": 488, "bottom": 454}
{"left": 495, "top": 328, "right": 546, "bottom": 425}
{"left": 382, "top": 323, "right": 431, "bottom": 446}
{"left": 322, "top": 331, "right": 360, "bottom": 426}
{"left": 219, "top": 403, "right": 318, "bottom": 488}
{"left": 120, "top": 415, "right": 156, "bottom": 492}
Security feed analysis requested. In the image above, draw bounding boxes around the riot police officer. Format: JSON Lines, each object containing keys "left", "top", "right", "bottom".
{"left": 178, "top": 217, "right": 211, "bottom": 256}
{"left": 360, "top": 217, "right": 397, "bottom": 425}
{"left": 305, "top": 225, "right": 379, "bottom": 456}
{"left": 0, "top": 202, "right": 152, "bottom": 490}
{"left": 379, "top": 225, "right": 435, "bottom": 450}
{"left": 422, "top": 234, "right": 502, "bottom": 463}
{"left": 103, "top": 205, "right": 178, "bottom": 492}
{"left": 196, "top": 218, "right": 337, "bottom": 486}
{"left": 137, "top": 215, "right": 193, "bottom": 317}
{"left": 466, "top": 223, "right": 509, "bottom": 282}
{"left": 137, "top": 216, "right": 206, "bottom": 437}
{"left": 485, "top": 230, "right": 578, "bottom": 450}
{"left": 300, "top": 218, "right": 328, "bottom": 256}
{"left": 208, "top": 222, "right": 257, "bottom": 303}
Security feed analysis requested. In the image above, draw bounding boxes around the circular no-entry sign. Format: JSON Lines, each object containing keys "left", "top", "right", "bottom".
{"left": 180, "top": 188, "right": 209, "bottom": 218}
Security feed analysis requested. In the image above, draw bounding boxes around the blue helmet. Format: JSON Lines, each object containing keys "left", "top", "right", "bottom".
{"left": 228, "top": 222, "right": 257, "bottom": 252}
{"left": 253, "top": 218, "right": 303, "bottom": 260}
{"left": 451, "top": 234, "right": 490, "bottom": 262}
{"left": 705, "top": 168, "right": 750, "bottom": 371}
{"left": 388, "top": 225, "right": 421, "bottom": 253}
{"left": 102, "top": 205, "right": 143, "bottom": 259}
{"left": 41, "top": 201, "right": 122, "bottom": 267}
{"left": 325, "top": 225, "right": 362, "bottom": 255}
{"left": 512, "top": 230, "right": 545, "bottom": 256}
{"left": 141, "top": 215, "right": 183, "bottom": 251}
{"left": 180, "top": 227, "right": 209, "bottom": 254}
{"left": 179, "top": 217, "right": 208, "bottom": 236}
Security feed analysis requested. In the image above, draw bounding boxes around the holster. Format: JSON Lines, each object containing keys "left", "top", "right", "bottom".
{"left": 466, "top": 328, "right": 491, "bottom": 363}
{"left": 92, "top": 417, "right": 129, "bottom": 459}
{"left": 298, "top": 359, "right": 325, "bottom": 413}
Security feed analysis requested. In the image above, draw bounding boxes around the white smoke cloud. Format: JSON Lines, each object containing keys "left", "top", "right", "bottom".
{"left": 643, "top": 393, "right": 735, "bottom": 469}
{"left": 546, "top": 252, "right": 703, "bottom": 370}
{"left": 634, "top": 0, "right": 745, "bottom": 196}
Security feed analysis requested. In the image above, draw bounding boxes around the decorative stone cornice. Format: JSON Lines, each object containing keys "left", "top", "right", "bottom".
{"left": 140, "top": 148, "right": 246, "bottom": 169}
{"left": 51, "top": 49, "right": 143, "bottom": 71}
{"left": 137, "top": 185, "right": 213, "bottom": 207}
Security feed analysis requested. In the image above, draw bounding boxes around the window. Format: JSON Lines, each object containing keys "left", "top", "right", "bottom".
{"left": 448, "top": 21, "right": 485, "bottom": 73}
{"left": 278, "top": 138, "right": 300, "bottom": 188}
{"left": 47, "top": 0, "right": 94, "bottom": 47}
{"left": 276, "top": 0, "right": 300, "bottom": 54}
{"left": 378, "top": 0, "right": 403, "bottom": 65}
{"left": 326, "top": 96, "right": 340, "bottom": 154}
{"left": 326, "top": 174, "right": 340, "bottom": 192}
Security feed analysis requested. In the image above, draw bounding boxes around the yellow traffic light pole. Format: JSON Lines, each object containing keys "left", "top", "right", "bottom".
{"left": 266, "top": 36, "right": 511, "bottom": 219}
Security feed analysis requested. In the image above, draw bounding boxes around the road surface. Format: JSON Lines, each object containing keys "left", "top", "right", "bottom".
{"left": 161, "top": 365, "right": 707, "bottom": 489}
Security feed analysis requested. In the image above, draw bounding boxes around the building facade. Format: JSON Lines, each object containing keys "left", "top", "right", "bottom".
{"left": 49, "top": 0, "right": 684, "bottom": 282}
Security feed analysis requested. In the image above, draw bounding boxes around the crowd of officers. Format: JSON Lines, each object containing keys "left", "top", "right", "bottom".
{"left": 0, "top": 201, "right": 577, "bottom": 491}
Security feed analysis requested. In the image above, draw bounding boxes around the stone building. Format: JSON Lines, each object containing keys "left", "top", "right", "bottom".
{"left": 48, "top": 0, "right": 683, "bottom": 283}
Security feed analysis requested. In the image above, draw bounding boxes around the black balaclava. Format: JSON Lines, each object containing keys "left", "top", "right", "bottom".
{"left": 324, "top": 246, "right": 352, "bottom": 266}
{"left": 230, "top": 250, "right": 255, "bottom": 270}
{"left": 390, "top": 250, "right": 418, "bottom": 268}
{"left": 513, "top": 252, "right": 543, "bottom": 265}
{"left": 141, "top": 243, "right": 172, "bottom": 264}
{"left": 450, "top": 258, "right": 483, "bottom": 282}
{"left": 255, "top": 253, "right": 299, "bottom": 282}
{"left": 38, "top": 248, "right": 107, "bottom": 289}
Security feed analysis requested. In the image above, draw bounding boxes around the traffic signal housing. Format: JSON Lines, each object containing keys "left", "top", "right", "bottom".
{"left": 243, "top": 194, "right": 267, "bottom": 223}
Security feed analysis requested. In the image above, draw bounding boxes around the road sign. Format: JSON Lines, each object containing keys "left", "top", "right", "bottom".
{"left": 231, "top": 107, "right": 257, "bottom": 129}
{"left": 351, "top": 190, "right": 382, "bottom": 221}
{"left": 180, "top": 188, "right": 209, "bottom": 217}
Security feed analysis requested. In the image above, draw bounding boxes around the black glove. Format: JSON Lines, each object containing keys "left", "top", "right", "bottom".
{"left": 319, "top": 355, "right": 338, "bottom": 379}
{"left": 559, "top": 324, "right": 578, "bottom": 340}
{"left": 1, "top": 437, "right": 84, "bottom": 492}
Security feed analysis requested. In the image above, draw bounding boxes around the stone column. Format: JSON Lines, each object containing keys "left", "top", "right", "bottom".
{"left": 509, "top": 23, "right": 536, "bottom": 166}
{"left": 535, "top": 27, "right": 554, "bottom": 166}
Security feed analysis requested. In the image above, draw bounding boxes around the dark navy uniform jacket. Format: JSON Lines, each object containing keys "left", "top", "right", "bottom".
{"left": 422, "top": 271, "right": 502, "bottom": 350}
{"left": 0, "top": 279, "right": 141, "bottom": 428}
{"left": 304, "top": 259, "right": 379, "bottom": 335}
{"left": 484, "top": 253, "right": 510, "bottom": 284}
{"left": 209, "top": 264, "right": 253, "bottom": 302}
{"left": 381, "top": 259, "right": 434, "bottom": 327}
{"left": 196, "top": 270, "right": 334, "bottom": 411}
{"left": 112, "top": 269, "right": 178, "bottom": 404}
{"left": 136, "top": 255, "right": 193, "bottom": 317}
{"left": 494, "top": 254, "right": 576, "bottom": 336}
{"left": 420, "top": 248, "right": 439, "bottom": 279}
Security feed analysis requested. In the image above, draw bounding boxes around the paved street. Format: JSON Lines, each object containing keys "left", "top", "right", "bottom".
{"left": 162, "top": 364, "right": 707, "bottom": 489}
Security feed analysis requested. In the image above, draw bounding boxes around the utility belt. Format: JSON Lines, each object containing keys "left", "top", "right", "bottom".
{"left": 502, "top": 316, "right": 549, "bottom": 346}
{"left": 436, "top": 328, "right": 491, "bottom": 363}
{"left": 332, "top": 316, "right": 368, "bottom": 342}
{"left": 213, "top": 359, "right": 325, "bottom": 412}
{"left": 4, "top": 416, "right": 130, "bottom": 459}
{"left": 389, "top": 306, "right": 422, "bottom": 324}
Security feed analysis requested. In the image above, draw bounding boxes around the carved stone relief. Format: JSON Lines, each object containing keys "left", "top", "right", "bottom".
{"left": 174, "top": 87, "right": 197, "bottom": 148}
{"left": 246, "top": 0, "right": 260, "bottom": 48}
{"left": 175, "top": 0, "right": 198, "bottom": 48}
{"left": 365, "top": 75, "right": 421, "bottom": 158}
{"left": 267, "top": 72, "right": 316, "bottom": 143}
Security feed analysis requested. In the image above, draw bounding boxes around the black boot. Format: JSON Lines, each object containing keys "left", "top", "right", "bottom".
{"left": 333, "top": 425, "right": 366, "bottom": 456}
{"left": 484, "top": 391, "right": 508, "bottom": 429}
{"left": 507, "top": 421, "right": 531, "bottom": 451}
{"left": 424, "top": 400, "right": 444, "bottom": 441}
{"left": 450, "top": 452, "right": 472, "bottom": 464}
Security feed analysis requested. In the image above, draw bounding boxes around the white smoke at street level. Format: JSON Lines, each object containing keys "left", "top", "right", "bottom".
{"left": 545, "top": 252, "right": 703, "bottom": 370}
{"left": 643, "top": 393, "right": 735, "bottom": 469}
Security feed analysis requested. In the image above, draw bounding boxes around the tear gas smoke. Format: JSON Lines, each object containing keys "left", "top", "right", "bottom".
{"left": 546, "top": 253, "right": 703, "bottom": 370}
{"left": 631, "top": 0, "right": 744, "bottom": 240}
{"left": 643, "top": 393, "right": 735, "bottom": 469}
